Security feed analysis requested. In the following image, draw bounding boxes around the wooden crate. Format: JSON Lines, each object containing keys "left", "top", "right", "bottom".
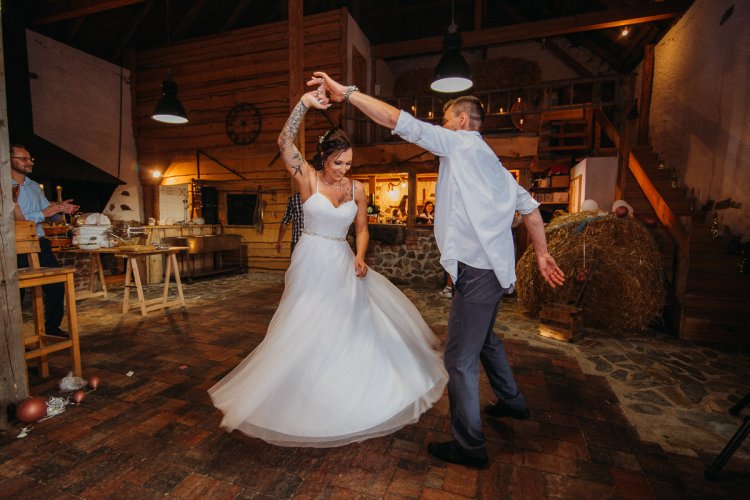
{"left": 538, "top": 302, "right": 583, "bottom": 342}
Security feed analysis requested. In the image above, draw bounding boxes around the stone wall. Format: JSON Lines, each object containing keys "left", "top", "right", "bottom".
{"left": 650, "top": 0, "right": 749, "bottom": 240}
{"left": 363, "top": 229, "right": 444, "bottom": 286}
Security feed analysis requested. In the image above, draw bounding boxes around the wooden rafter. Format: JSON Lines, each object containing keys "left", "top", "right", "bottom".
{"left": 172, "top": 0, "right": 210, "bottom": 40}
{"left": 64, "top": 16, "right": 86, "bottom": 43}
{"left": 112, "top": 0, "right": 156, "bottom": 59}
{"left": 373, "top": 0, "right": 690, "bottom": 59}
{"left": 544, "top": 38, "right": 594, "bottom": 77}
{"left": 34, "top": 0, "right": 148, "bottom": 25}
{"left": 221, "top": 0, "right": 253, "bottom": 32}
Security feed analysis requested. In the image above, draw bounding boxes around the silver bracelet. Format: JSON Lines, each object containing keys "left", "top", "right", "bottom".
{"left": 344, "top": 85, "right": 359, "bottom": 101}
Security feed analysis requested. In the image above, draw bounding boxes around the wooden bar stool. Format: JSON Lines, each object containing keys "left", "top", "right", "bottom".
{"left": 15, "top": 221, "right": 82, "bottom": 379}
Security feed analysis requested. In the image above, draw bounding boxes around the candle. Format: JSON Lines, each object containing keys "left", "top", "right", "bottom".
{"left": 56, "top": 185, "right": 63, "bottom": 203}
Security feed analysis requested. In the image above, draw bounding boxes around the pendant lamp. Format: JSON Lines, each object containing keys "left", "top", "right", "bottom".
{"left": 431, "top": 1, "right": 472, "bottom": 93}
{"left": 152, "top": 75, "right": 188, "bottom": 124}
{"left": 152, "top": 0, "right": 188, "bottom": 124}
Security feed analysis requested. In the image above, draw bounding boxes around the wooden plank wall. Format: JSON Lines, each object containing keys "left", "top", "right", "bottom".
{"left": 132, "top": 10, "right": 347, "bottom": 270}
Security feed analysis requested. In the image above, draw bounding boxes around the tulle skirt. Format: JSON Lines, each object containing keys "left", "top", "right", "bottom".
{"left": 208, "top": 233, "right": 448, "bottom": 447}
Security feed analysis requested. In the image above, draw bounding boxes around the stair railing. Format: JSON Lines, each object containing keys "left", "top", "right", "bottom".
{"left": 592, "top": 109, "right": 690, "bottom": 301}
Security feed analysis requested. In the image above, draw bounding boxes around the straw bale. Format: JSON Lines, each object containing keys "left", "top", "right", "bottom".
{"left": 516, "top": 211, "right": 666, "bottom": 331}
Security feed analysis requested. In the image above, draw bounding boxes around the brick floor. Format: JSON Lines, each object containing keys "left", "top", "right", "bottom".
{"left": 2, "top": 271, "right": 748, "bottom": 498}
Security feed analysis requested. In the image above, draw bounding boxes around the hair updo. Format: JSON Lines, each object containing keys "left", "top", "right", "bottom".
{"left": 310, "top": 128, "right": 352, "bottom": 171}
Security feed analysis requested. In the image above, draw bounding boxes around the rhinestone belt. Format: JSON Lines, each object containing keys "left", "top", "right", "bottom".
{"left": 303, "top": 229, "right": 346, "bottom": 241}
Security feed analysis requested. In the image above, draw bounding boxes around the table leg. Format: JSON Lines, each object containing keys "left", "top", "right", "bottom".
{"left": 87, "top": 252, "right": 96, "bottom": 296}
{"left": 130, "top": 258, "right": 148, "bottom": 316}
{"left": 171, "top": 254, "right": 185, "bottom": 307}
{"left": 123, "top": 258, "right": 132, "bottom": 314}
{"left": 95, "top": 253, "right": 108, "bottom": 297}
{"left": 162, "top": 253, "right": 172, "bottom": 304}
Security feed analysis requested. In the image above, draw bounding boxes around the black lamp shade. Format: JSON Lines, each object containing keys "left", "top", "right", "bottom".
{"left": 152, "top": 78, "right": 188, "bottom": 124}
{"left": 431, "top": 32, "right": 473, "bottom": 93}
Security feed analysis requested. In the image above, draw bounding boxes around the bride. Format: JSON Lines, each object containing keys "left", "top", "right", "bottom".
{"left": 208, "top": 87, "right": 448, "bottom": 447}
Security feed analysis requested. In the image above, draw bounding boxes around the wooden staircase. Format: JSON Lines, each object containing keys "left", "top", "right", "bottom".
{"left": 623, "top": 145, "right": 750, "bottom": 343}
{"left": 538, "top": 108, "right": 591, "bottom": 156}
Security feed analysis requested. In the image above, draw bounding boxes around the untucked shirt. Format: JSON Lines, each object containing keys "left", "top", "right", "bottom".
{"left": 12, "top": 176, "right": 51, "bottom": 237}
{"left": 393, "top": 111, "right": 539, "bottom": 288}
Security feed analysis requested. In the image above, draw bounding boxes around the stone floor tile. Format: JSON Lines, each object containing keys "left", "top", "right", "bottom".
{"left": 170, "top": 472, "right": 243, "bottom": 499}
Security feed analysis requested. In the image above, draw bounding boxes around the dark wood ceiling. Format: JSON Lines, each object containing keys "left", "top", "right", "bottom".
{"left": 23, "top": 0, "right": 691, "bottom": 74}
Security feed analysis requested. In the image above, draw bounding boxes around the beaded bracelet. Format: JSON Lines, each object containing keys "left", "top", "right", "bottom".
{"left": 344, "top": 85, "right": 359, "bottom": 101}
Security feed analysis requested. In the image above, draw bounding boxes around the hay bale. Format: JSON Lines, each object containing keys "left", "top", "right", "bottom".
{"left": 516, "top": 211, "right": 666, "bottom": 331}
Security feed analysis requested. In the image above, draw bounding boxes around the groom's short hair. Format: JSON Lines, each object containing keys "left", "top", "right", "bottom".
{"left": 443, "top": 96, "right": 485, "bottom": 130}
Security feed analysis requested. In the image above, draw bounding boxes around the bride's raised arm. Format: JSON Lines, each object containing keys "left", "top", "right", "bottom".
{"left": 277, "top": 90, "right": 329, "bottom": 186}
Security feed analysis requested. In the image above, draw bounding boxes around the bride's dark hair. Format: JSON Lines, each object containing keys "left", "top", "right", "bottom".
{"left": 310, "top": 128, "right": 352, "bottom": 171}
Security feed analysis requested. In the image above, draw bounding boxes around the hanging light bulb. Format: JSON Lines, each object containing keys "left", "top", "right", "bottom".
{"left": 152, "top": 0, "right": 188, "bottom": 124}
{"left": 621, "top": 26, "right": 630, "bottom": 37}
{"left": 657, "top": 153, "right": 666, "bottom": 170}
{"left": 430, "top": 0, "right": 472, "bottom": 93}
{"left": 670, "top": 167, "right": 679, "bottom": 189}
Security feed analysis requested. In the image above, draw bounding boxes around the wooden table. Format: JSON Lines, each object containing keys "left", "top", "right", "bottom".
{"left": 114, "top": 246, "right": 188, "bottom": 316}
{"left": 55, "top": 247, "right": 121, "bottom": 300}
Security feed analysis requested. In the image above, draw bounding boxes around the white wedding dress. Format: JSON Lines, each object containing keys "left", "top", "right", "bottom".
{"left": 208, "top": 183, "right": 448, "bottom": 447}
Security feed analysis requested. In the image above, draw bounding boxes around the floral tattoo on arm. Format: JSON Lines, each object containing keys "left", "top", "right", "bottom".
{"left": 279, "top": 101, "right": 309, "bottom": 177}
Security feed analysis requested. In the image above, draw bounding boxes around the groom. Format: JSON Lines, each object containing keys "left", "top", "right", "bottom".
{"left": 310, "top": 72, "right": 565, "bottom": 468}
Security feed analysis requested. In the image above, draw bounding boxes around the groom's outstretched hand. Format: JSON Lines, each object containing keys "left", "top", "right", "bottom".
{"left": 308, "top": 72, "right": 347, "bottom": 102}
{"left": 537, "top": 253, "right": 565, "bottom": 288}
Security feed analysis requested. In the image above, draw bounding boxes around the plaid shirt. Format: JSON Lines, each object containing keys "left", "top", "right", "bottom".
{"left": 281, "top": 193, "right": 304, "bottom": 250}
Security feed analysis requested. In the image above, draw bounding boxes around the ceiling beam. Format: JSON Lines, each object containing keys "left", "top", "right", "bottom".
{"left": 543, "top": 38, "right": 594, "bottom": 78}
{"left": 64, "top": 16, "right": 86, "bottom": 43}
{"left": 172, "top": 0, "right": 210, "bottom": 40}
{"left": 221, "top": 0, "right": 253, "bottom": 32}
{"left": 34, "top": 0, "right": 148, "bottom": 25}
{"left": 372, "top": 0, "right": 689, "bottom": 59}
{"left": 112, "top": 0, "right": 156, "bottom": 60}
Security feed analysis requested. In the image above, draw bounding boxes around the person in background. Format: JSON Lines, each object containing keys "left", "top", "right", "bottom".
{"left": 438, "top": 273, "right": 454, "bottom": 298}
{"left": 311, "top": 72, "right": 564, "bottom": 469}
{"left": 276, "top": 192, "right": 304, "bottom": 254}
{"left": 10, "top": 144, "right": 78, "bottom": 336}
{"left": 416, "top": 200, "right": 434, "bottom": 224}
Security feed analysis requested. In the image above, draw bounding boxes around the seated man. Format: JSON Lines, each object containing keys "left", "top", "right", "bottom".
{"left": 10, "top": 144, "right": 78, "bottom": 336}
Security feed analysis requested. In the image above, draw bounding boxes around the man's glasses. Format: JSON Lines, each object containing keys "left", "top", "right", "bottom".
{"left": 11, "top": 156, "right": 34, "bottom": 162}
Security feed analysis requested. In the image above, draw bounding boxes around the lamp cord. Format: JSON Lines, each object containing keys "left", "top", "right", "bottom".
{"left": 116, "top": 58, "right": 123, "bottom": 181}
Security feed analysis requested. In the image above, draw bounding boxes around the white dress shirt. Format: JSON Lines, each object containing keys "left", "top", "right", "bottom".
{"left": 393, "top": 111, "right": 539, "bottom": 288}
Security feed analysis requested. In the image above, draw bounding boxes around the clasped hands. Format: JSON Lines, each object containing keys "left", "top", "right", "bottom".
{"left": 44, "top": 199, "right": 79, "bottom": 218}
{"left": 301, "top": 72, "right": 348, "bottom": 110}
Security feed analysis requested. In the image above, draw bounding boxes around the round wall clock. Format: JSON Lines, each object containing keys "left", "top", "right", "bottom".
{"left": 225, "top": 103, "right": 262, "bottom": 145}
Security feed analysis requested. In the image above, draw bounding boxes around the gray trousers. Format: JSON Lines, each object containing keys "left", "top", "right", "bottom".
{"left": 445, "top": 262, "right": 527, "bottom": 456}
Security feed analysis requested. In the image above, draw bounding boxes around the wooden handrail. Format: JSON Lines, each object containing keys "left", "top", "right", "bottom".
{"left": 592, "top": 109, "right": 690, "bottom": 298}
